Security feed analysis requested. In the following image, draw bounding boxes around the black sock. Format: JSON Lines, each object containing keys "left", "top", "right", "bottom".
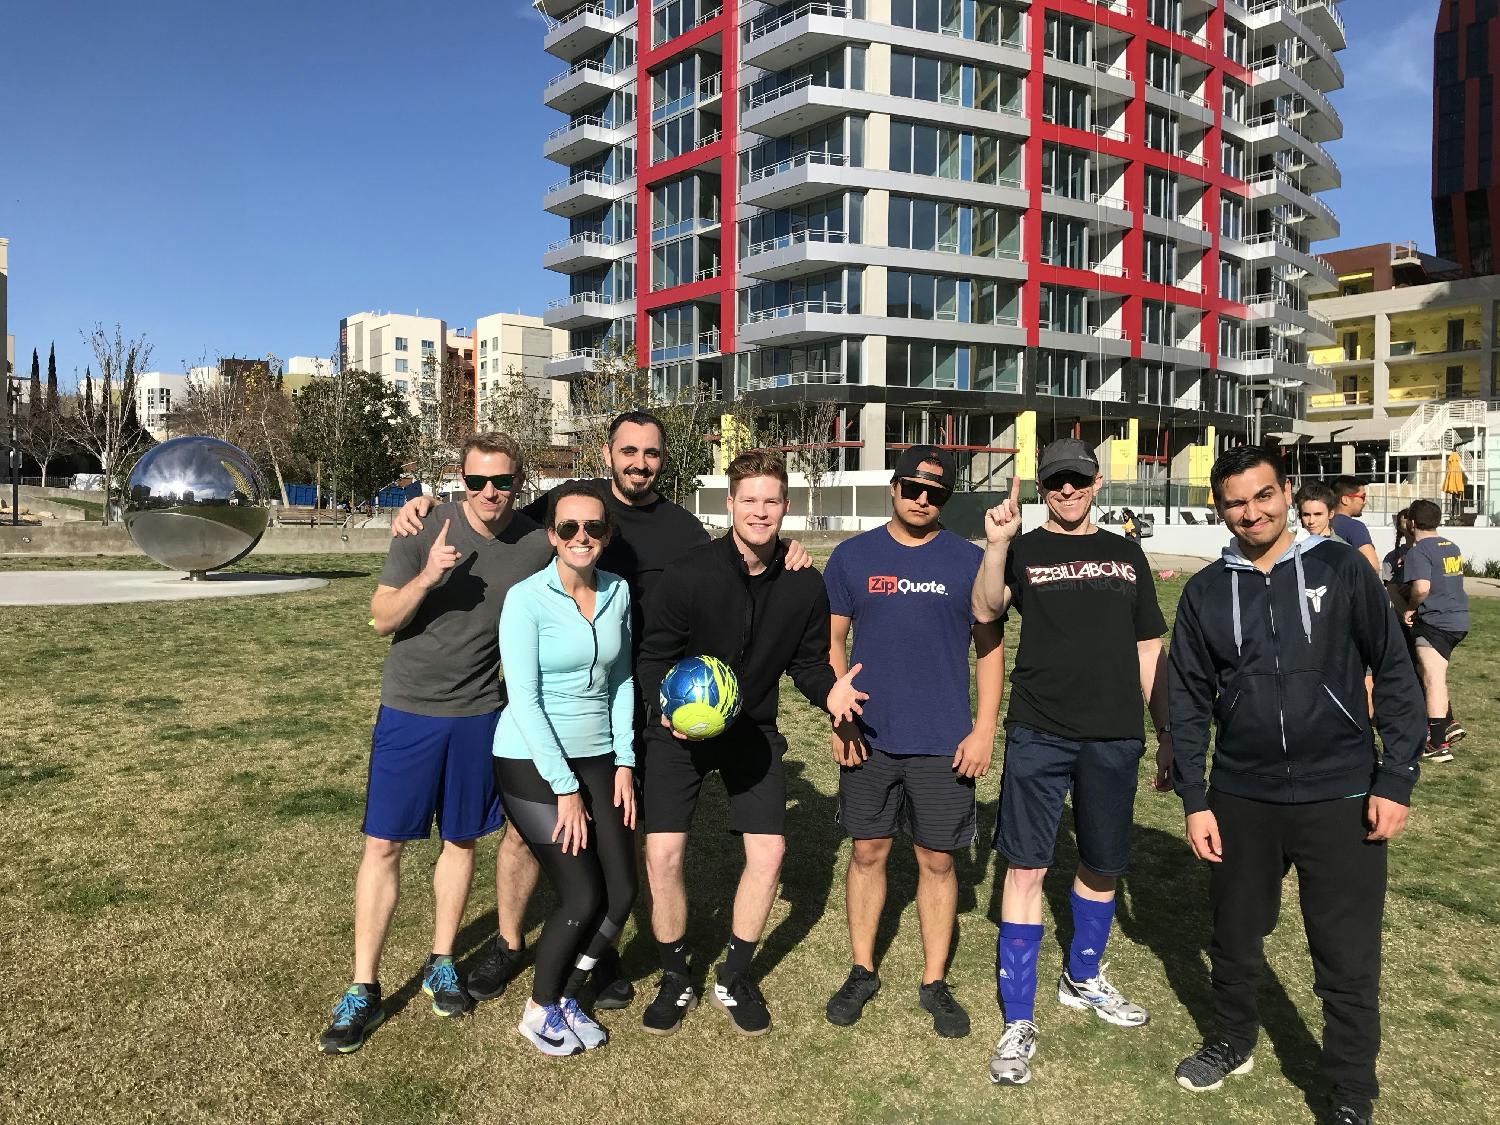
{"left": 1446, "top": 705, "right": 1453, "bottom": 722}
{"left": 657, "top": 939, "right": 690, "bottom": 977}
{"left": 562, "top": 965, "right": 589, "bottom": 999}
{"left": 354, "top": 981, "right": 381, "bottom": 996}
{"left": 1428, "top": 718, "right": 1448, "bottom": 745}
{"left": 721, "top": 934, "right": 757, "bottom": 980}
{"left": 593, "top": 946, "right": 620, "bottom": 979}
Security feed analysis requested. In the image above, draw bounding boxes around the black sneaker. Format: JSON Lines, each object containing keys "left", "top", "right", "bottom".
{"left": 712, "top": 968, "right": 772, "bottom": 1036}
{"left": 826, "top": 965, "right": 881, "bottom": 1026}
{"left": 1446, "top": 719, "right": 1466, "bottom": 746}
{"left": 919, "top": 979, "right": 971, "bottom": 1038}
{"left": 1331, "top": 1104, "right": 1373, "bottom": 1125}
{"left": 641, "top": 971, "right": 697, "bottom": 1035}
{"left": 1422, "top": 739, "right": 1455, "bottom": 764}
{"left": 466, "top": 937, "right": 525, "bottom": 1002}
{"left": 317, "top": 984, "right": 384, "bottom": 1055}
{"left": 1175, "top": 1039, "right": 1254, "bottom": 1092}
{"left": 421, "top": 954, "right": 471, "bottom": 1017}
{"left": 590, "top": 949, "right": 635, "bottom": 1011}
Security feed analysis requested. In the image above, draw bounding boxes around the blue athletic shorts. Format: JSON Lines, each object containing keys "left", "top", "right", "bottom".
{"left": 362, "top": 706, "right": 504, "bottom": 842}
{"left": 993, "top": 723, "right": 1144, "bottom": 876}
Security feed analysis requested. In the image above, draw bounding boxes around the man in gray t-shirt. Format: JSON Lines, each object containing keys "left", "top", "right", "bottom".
{"left": 1401, "top": 498, "right": 1470, "bottom": 763}
{"left": 318, "top": 433, "right": 552, "bottom": 1056}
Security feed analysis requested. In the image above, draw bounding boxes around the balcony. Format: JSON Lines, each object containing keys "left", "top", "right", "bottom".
{"left": 543, "top": 1, "right": 635, "bottom": 60}
{"left": 1294, "top": 0, "right": 1346, "bottom": 50}
{"left": 1237, "top": 233, "right": 1337, "bottom": 292}
{"left": 543, "top": 115, "right": 631, "bottom": 164}
{"left": 1244, "top": 169, "right": 1339, "bottom": 240}
{"left": 543, "top": 291, "right": 632, "bottom": 330}
{"left": 741, "top": 3, "right": 851, "bottom": 72}
{"left": 739, "top": 297, "right": 848, "bottom": 346}
{"left": 1234, "top": 348, "right": 1334, "bottom": 392}
{"left": 546, "top": 347, "right": 606, "bottom": 379}
{"left": 543, "top": 171, "right": 632, "bottom": 217}
{"left": 1243, "top": 294, "right": 1336, "bottom": 345}
{"left": 543, "top": 59, "right": 630, "bottom": 113}
{"left": 739, "top": 149, "right": 849, "bottom": 208}
{"left": 543, "top": 231, "right": 631, "bottom": 273}
{"left": 747, "top": 368, "right": 848, "bottom": 392}
{"left": 739, "top": 227, "right": 856, "bottom": 281}
{"left": 740, "top": 76, "right": 850, "bottom": 138}
{"left": 1308, "top": 389, "right": 1372, "bottom": 412}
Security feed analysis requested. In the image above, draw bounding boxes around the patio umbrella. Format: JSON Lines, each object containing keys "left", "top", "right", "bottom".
{"left": 1442, "top": 451, "right": 1466, "bottom": 519}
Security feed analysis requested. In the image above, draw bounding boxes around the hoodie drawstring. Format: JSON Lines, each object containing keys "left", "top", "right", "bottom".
{"left": 1231, "top": 570, "right": 1242, "bottom": 655}
{"left": 1292, "top": 547, "right": 1312, "bottom": 643}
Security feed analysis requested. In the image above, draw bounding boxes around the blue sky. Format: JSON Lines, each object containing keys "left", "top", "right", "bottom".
{"left": 3, "top": 0, "right": 1437, "bottom": 386}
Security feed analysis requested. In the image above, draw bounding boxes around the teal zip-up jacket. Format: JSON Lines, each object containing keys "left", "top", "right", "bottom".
{"left": 493, "top": 563, "right": 634, "bottom": 794}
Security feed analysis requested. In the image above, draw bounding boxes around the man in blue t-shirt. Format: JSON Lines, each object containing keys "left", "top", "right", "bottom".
{"left": 1330, "top": 476, "right": 1380, "bottom": 573}
{"left": 822, "top": 446, "right": 1004, "bottom": 1039}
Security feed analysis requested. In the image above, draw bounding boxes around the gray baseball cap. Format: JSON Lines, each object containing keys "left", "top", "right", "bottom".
{"left": 1037, "top": 438, "right": 1100, "bottom": 481}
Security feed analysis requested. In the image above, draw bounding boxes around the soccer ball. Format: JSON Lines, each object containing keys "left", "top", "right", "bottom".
{"left": 660, "top": 655, "right": 742, "bottom": 740}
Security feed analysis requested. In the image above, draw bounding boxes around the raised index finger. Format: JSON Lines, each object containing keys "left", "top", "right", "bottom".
{"left": 1009, "top": 474, "right": 1021, "bottom": 504}
{"left": 434, "top": 518, "right": 451, "bottom": 545}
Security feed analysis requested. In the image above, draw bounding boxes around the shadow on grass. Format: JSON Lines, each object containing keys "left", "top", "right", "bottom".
{"left": 982, "top": 812, "right": 1325, "bottom": 1118}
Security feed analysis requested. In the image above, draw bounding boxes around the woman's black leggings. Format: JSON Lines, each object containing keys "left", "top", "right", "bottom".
{"left": 494, "top": 755, "right": 638, "bottom": 1005}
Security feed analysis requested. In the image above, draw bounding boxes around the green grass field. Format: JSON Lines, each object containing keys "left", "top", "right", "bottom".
{"left": 0, "top": 552, "right": 1496, "bottom": 1124}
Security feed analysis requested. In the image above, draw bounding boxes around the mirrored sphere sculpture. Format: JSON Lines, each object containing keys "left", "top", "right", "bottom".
{"left": 123, "top": 436, "right": 270, "bottom": 577}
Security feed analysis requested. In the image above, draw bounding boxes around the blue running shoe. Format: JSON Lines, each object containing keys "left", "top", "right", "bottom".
{"left": 518, "top": 1002, "right": 585, "bottom": 1057}
{"left": 318, "top": 984, "right": 385, "bottom": 1055}
{"left": 421, "top": 954, "right": 471, "bottom": 1018}
{"left": 560, "top": 997, "right": 609, "bottom": 1049}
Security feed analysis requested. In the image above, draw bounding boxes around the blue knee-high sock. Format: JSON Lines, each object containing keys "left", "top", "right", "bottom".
{"left": 997, "top": 922, "right": 1044, "bottom": 1023}
{"left": 1067, "top": 890, "right": 1116, "bottom": 982}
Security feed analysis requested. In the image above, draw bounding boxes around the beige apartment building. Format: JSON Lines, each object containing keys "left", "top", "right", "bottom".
{"left": 473, "top": 311, "right": 569, "bottom": 440}
{"left": 338, "top": 310, "right": 454, "bottom": 432}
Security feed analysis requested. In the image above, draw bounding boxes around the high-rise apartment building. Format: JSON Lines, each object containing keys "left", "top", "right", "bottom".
{"left": 1433, "top": 0, "right": 1498, "bottom": 277}
{"left": 540, "top": 0, "right": 1347, "bottom": 486}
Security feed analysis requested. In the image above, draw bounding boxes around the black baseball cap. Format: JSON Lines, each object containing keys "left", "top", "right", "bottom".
{"left": 1037, "top": 438, "right": 1100, "bottom": 482}
{"left": 891, "top": 445, "right": 956, "bottom": 489}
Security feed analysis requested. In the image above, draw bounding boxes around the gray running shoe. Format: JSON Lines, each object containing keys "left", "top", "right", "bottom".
{"left": 1175, "top": 1038, "right": 1254, "bottom": 1092}
{"left": 988, "top": 1019, "right": 1038, "bottom": 1086}
{"left": 1056, "top": 963, "right": 1149, "bottom": 1027}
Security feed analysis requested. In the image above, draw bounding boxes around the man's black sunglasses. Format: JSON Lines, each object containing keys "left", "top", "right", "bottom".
{"left": 463, "top": 473, "right": 516, "bottom": 493}
{"left": 898, "top": 478, "right": 952, "bottom": 507}
{"left": 554, "top": 519, "right": 609, "bottom": 540}
{"left": 1040, "top": 471, "right": 1095, "bottom": 492}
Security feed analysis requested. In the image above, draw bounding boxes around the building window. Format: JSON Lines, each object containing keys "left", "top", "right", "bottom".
{"left": 1221, "top": 138, "right": 1245, "bottom": 179}
{"left": 421, "top": 339, "right": 435, "bottom": 355}
{"left": 1142, "top": 235, "right": 1176, "bottom": 285}
{"left": 1044, "top": 12, "right": 1091, "bottom": 65}
{"left": 1141, "top": 300, "right": 1168, "bottom": 345}
{"left": 1038, "top": 285, "right": 1089, "bottom": 334}
{"left": 1041, "top": 214, "right": 1089, "bottom": 269}
{"left": 1144, "top": 168, "right": 1176, "bottom": 219}
{"left": 395, "top": 359, "right": 409, "bottom": 374}
{"left": 1220, "top": 195, "right": 1244, "bottom": 240}
{"left": 394, "top": 337, "right": 408, "bottom": 352}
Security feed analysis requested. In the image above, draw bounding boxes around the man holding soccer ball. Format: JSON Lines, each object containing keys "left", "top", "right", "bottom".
{"left": 636, "top": 449, "right": 867, "bottom": 1036}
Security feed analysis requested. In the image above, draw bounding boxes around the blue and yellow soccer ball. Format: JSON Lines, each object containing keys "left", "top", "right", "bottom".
{"left": 660, "top": 655, "right": 742, "bottom": 740}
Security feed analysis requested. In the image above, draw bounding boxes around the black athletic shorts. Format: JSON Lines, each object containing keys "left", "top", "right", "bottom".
{"left": 993, "top": 723, "right": 1144, "bottom": 876}
{"left": 1411, "top": 619, "right": 1466, "bottom": 660}
{"left": 837, "top": 749, "right": 977, "bottom": 852}
{"left": 642, "top": 722, "right": 788, "bottom": 836}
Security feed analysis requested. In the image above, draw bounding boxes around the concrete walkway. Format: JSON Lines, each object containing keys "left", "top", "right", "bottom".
{"left": 0, "top": 570, "right": 328, "bottom": 606}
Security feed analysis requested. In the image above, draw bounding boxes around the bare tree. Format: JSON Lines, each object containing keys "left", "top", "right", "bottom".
{"left": 482, "top": 367, "right": 559, "bottom": 493}
{"left": 17, "top": 394, "right": 71, "bottom": 488}
{"left": 174, "top": 353, "right": 248, "bottom": 445}
{"left": 565, "top": 345, "right": 716, "bottom": 506}
{"left": 776, "top": 398, "right": 843, "bottom": 530}
{"left": 403, "top": 350, "right": 476, "bottom": 494}
{"left": 68, "top": 324, "right": 153, "bottom": 522}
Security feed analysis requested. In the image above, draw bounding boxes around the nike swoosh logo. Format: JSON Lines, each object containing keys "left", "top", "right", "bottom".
{"left": 537, "top": 1031, "right": 567, "bottom": 1047}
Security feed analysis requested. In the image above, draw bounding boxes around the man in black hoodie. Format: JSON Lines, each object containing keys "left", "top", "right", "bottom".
{"left": 1168, "top": 446, "right": 1424, "bottom": 1125}
{"left": 635, "top": 449, "right": 867, "bottom": 1038}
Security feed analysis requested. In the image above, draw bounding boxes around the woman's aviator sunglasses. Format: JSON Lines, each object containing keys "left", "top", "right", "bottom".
{"left": 553, "top": 519, "right": 609, "bottom": 541}
{"left": 463, "top": 473, "right": 516, "bottom": 493}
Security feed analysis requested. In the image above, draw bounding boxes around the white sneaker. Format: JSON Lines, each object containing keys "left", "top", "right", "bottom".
{"left": 1057, "top": 963, "right": 1149, "bottom": 1027}
{"left": 560, "top": 997, "right": 609, "bottom": 1049}
{"left": 988, "top": 1019, "right": 1038, "bottom": 1085}
{"left": 517, "top": 1002, "right": 584, "bottom": 1057}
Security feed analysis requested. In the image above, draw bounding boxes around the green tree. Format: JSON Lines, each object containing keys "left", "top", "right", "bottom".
{"left": 482, "top": 367, "right": 559, "bottom": 494}
{"left": 45, "top": 344, "right": 58, "bottom": 410}
{"left": 294, "top": 367, "right": 416, "bottom": 509}
{"left": 17, "top": 346, "right": 68, "bottom": 488}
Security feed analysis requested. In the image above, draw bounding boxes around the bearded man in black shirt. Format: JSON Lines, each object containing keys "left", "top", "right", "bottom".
{"left": 971, "top": 438, "right": 1173, "bottom": 1088}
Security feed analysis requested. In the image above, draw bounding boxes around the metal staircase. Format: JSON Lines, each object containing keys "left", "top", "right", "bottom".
{"left": 1391, "top": 400, "right": 1488, "bottom": 479}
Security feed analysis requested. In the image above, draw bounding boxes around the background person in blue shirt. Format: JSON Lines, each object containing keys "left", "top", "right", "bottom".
{"left": 1400, "top": 499, "right": 1471, "bottom": 761}
{"left": 1330, "top": 476, "right": 1380, "bottom": 573}
{"left": 822, "top": 446, "right": 1004, "bottom": 1039}
{"left": 493, "top": 482, "right": 637, "bottom": 1057}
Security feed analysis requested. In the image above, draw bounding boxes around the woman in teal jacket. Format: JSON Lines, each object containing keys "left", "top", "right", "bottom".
{"left": 494, "top": 481, "right": 637, "bottom": 1057}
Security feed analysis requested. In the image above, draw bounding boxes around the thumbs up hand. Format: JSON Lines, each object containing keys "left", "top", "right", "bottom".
{"left": 419, "top": 519, "right": 462, "bottom": 588}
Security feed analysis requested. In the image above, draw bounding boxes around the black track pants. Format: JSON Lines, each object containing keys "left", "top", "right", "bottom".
{"left": 1208, "top": 790, "right": 1388, "bottom": 1108}
{"left": 495, "top": 755, "right": 638, "bottom": 1005}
